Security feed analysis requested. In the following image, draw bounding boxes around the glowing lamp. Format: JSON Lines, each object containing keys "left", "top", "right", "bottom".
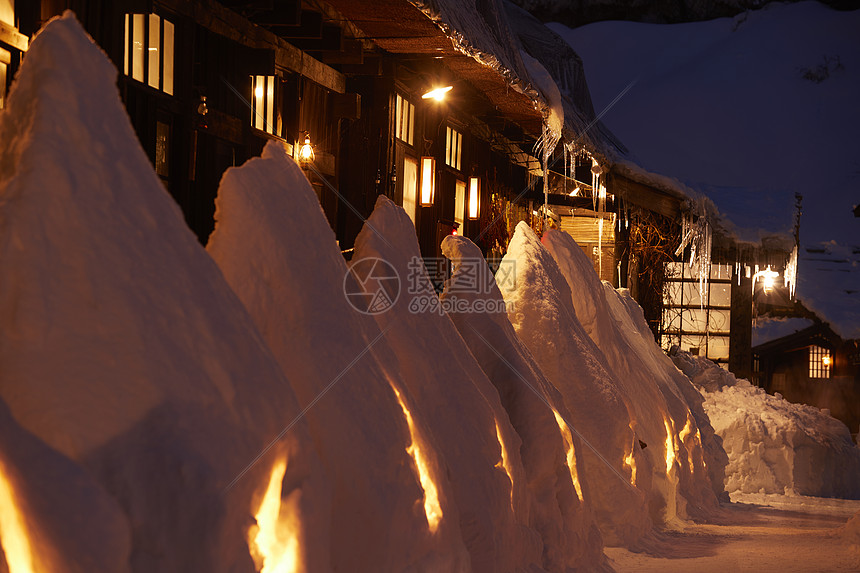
{"left": 569, "top": 186, "right": 580, "bottom": 197}
{"left": 753, "top": 266, "right": 779, "bottom": 295}
{"left": 420, "top": 157, "right": 435, "bottom": 206}
{"left": 822, "top": 355, "right": 832, "bottom": 367}
{"left": 468, "top": 177, "right": 480, "bottom": 219}
{"left": 421, "top": 85, "right": 453, "bottom": 101}
{"left": 299, "top": 134, "right": 314, "bottom": 164}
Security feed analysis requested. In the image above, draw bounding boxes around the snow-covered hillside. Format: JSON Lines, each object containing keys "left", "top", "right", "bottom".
{"left": 552, "top": 1, "right": 860, "bottom": 338}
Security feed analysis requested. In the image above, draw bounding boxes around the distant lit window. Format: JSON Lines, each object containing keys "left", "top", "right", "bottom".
{"left": 155, "top": 120, "right": 170, "bottom": 180}
{"left": 124, "top": 13, "right": 174, "bottom": 95}
{"left": 809, "top": 345, "right": 831, "bottom": 379}
{"left": 250, "top": 75, "right": 283, "bottom": 137}
{"left": 395, "top": 93, "right": 414, "bottom": 145}
{"left": 445, "top": 126, "right": 462, "bottom": 170}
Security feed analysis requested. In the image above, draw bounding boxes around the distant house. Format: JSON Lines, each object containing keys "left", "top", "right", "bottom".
{"left": 754, "top": 322, "right": 860, "bottom": 435}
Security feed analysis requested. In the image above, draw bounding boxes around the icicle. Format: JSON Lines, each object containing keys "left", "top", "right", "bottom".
{"left": 784, "top": 245, "right": 798, "bottom": 299}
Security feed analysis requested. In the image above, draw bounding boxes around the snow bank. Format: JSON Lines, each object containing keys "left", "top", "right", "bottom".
{"left": 207, "top": 141, "right": 469, "bottom": 571}
{"left": 841, "top": 510, "right": 860, "bottom": 564}
{"left": 672, "top": 350, "right": 860, "bottom": 499}
{"left": 0, "top": 13, "right": 324, "bottom": 571}
{"left": 353, "top": 197, "right": 552, "bottom": 572}
{"left": 0, "top": 398, "right": 131, "bottom": 573}
{"left": 542, "top": 228, "right": 727, "bottom": 514}
{"left": 439, "top": 234, "right": 605, "bottom": 569}
{"left": 497, "top": 222, "right": 652, "bottom": 546}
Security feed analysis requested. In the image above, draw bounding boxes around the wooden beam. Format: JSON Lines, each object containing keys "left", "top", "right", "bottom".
{"left": 268, "top": 10, "right": 322, "bottom": 39}
{"left": 340, "top": 56, "right": 382, "bottom": 76}
{"left": 0, "top": 21, "right": 28, "bottom": 52}
{"left": 321, "top": 38, "right": 363, "bottom": 65}
{"left": 289, "top": 23, "right": 342, "bottom": 51}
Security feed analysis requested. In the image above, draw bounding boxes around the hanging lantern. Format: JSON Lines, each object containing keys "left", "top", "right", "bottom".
{"left": 752, "top": 266, "right": 779, "bottom": 295}
{"left": 298, "top": 133, "right": 314, "bottom": 164}
{"left": 420, "top": 156, "right": 435, "bottom": 206}
{"left": 468, "top": 176, "right": 480, "bottom": 219}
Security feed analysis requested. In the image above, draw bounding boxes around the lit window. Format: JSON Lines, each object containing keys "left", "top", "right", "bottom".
{"left": 454, "top": 180, "right": 466, "bottom": 229}
{"left": 809, "top": 345, "right": 831, "bottom": 379}
{"left": 402, "top": 156, "right": 418, "bottom": 224}
{"left": 124, "top": 13, "right": 174, "bottom": 95}
{"left": 445, "top": 126, "right": 462, "bottom": 170}
{"left": 250, "top": 75, "right": 283, "bottom": 137}
{"left": 395, "top": 93, "right": 414, "bottom": 145}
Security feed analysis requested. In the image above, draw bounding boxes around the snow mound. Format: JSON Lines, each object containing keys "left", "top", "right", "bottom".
{"left": 497, "top": 222, "right": 652, "bottom": 545}
{"left": 0, "top": 13, "right": 324, "bottom": 571}
{"left": 439, "top": 234, "right": 605, "bottom": 569}
{"left": 207, "top": 141, "right": 468, "bottom": 571}
{"left": 673, "top": 350, "right": 860, "bottom": 499}
{"left": 0, "top": 397, "right": 131, "bottom": 573}
{"left": 543, "top": 228, "right": 727, "bottom": 511}
{"left": 353, "top": 197, "right": 549, "bottom": 572}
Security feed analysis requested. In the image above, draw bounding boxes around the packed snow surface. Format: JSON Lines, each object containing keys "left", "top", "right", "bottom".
{"left": 439, "top": 234, "right": 605, "bottom": 569}
{"left": 0, "top": 13, "right": 325, "bottom": 572}
{"left": 353, "top": 197, "right": 556, "bottom": 572}
{"left": 672, "top": 350, "right": 860, "bottom": 499}
{"left": 542, "top": 229, "right": 727, "bottom": 508}
{"left": 207, "top": 141, "right": 470, "bottom": 571}
{"left": 552, "top": 1, "right": 860, "bottom": 338}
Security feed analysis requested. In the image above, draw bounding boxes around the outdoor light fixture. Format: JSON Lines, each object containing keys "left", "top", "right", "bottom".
{"left": 822, "top": 355, "right": 832, "bottom": 367}
{"left": 298, "top": 133, "right": 314, "bottom": 164}
{"left": 468, "top": 176, "right": 480, "bottom": 219}
{"left": 420, "top": 157, "right": 435, "bottom": 205}
{"left": 421, "top": 85, "right": 453, "bottom": 102}
{"left": 197, "top": 95, "right": 208, "bottom": 116}
{"left": 569, "top": 186, "right": 580, "bottom": 197}
{"left": 752, "top": 266, "right": 780, "bottom": 295}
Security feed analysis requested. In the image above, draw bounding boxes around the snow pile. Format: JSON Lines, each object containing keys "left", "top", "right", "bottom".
{"left": 0, "top": 398, "right": 131, "bottom": 573}
{"left": 496, "top": 222, "right": 653, "bottom": 546}
{"left": 672, "top": 350, "right": 860, "bottom": 499}
{"left": 553, "top": 2, "right": 860, "bottom": 338}
{"left": 353, "top": 197, "right": 561, "bottom": 571}
{"left": 207, "top": 141, "right": 469, "bottom": 571}
{"left": 0, "top": 13, "right": 325, "bottom": 571}
{"left": 841, "top": 510, "right": 860, "bottom": 565}
{"left": 542, "top": 228, "right": 727, "bottom": 510}
{"left": 439, "top": 234, "right": 605, "bottom": 568}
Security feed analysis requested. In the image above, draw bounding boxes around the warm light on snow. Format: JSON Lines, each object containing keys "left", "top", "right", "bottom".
{"left": 391, "top": 385, "right": 442, "bottom": 532}
{"left": 664, "top": 419, "right": 677, "bottom": 474}
{"left": 552, "top": 409, "right": 583, "bottom": 501}
{"left": 494, "top": 420, "right": 515, "bottom": 507}
{"left": 0, "top": 465, "right": 34, "bottom": 573}
{"left": 250, "top": 460, "right": 300, "bottom": 573}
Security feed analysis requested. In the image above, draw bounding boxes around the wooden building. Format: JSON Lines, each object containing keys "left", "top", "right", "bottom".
{"left": 11, "top": 0, "right": 797, "bottom": 385}
{"left": 754, "top": 323, "right": 860, "bottom": 436}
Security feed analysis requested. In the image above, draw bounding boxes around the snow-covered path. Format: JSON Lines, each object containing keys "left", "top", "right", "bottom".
{"left": 606, "top": 495, "right": 860, "bottom": 572}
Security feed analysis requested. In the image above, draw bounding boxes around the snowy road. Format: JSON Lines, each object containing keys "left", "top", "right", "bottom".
{"left": 605, "top": 495, "right": 860, "bottom": 572}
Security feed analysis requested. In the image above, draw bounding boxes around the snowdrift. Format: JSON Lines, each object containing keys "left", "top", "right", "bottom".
{"left": 0, "top": 398, "right": 131, "bottom": 573}
{"left": 672, "top": 350, "right": 860, "bottom": 499}
{"left": 542, "top": 229, "right": 726, "bottom": 515}
{"left": 439, "top": 234, "right": 605, "bottom": 569}
{"left": 353, "top": 197, "right": 588, "bottom": 572}
{"left": 496, "top": 222, "right": 652, "bottom": 545}
{"left": 0, "top": 13, "right": 325, "bottom": 572}
{"left": 207, "top": 141, "right": 470, "bottom": 571}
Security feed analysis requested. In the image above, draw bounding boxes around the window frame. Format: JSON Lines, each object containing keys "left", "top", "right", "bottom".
{"left": 123, "top": 12, "right": 174, "bottom": 95}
